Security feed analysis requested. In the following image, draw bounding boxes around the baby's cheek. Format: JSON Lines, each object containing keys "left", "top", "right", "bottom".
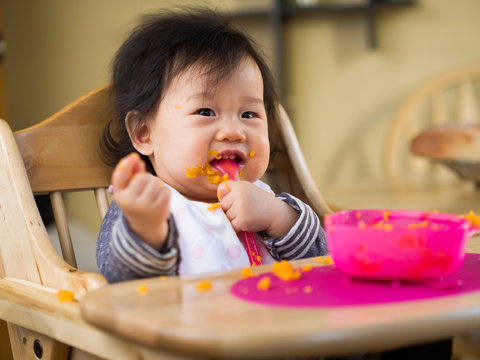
{"left": 246, "top": 156, "right": 269, "bottom": 181}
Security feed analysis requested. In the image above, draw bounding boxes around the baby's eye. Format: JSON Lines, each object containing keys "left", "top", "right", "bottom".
{"left": 241, "top": 111, "right": 257, "bottom": 119}
{"left": 196, "top": 108, "right": 216, "bottom": 116}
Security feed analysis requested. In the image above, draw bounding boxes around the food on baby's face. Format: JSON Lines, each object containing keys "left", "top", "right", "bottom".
{"left": 186, "top": 163, "right": 226, "bottom": 185}
{"left": 249, "top": 150, "right": 256, "bottom": 158}
{"left": 208, "top": 149, "right": 222, "bottom": 160}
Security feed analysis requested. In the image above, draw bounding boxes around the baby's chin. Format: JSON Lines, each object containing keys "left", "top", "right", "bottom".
{"left": 180, "top": 187, "right": 218, "bottom": 203}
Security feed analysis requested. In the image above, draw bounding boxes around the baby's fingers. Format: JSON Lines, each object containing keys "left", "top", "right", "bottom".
{"left": 217, "top": 181, "right": 233, "bottom": 201}
{"left": 112, "top": 152, "right": 145, "bottom": 190}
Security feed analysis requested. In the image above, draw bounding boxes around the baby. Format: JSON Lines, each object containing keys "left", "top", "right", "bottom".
{"left": 97, "top": 9, "right": 327, "bottom": 282}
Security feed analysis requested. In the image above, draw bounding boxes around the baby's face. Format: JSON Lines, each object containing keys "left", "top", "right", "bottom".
{"left": 146, "top": 56, "right": 270, "bottom": 201}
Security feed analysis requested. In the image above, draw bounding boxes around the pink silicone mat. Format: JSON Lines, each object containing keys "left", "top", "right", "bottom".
{"left": 230, "top": 253, "right": 480, "bottom": 307}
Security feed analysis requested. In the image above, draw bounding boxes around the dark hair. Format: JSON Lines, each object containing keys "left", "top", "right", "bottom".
{"left": 101, "top": 8, "right": 279, "bottom": 174}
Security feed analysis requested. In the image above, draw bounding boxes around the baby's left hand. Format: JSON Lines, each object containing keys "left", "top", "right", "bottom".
{"left": 217, "top": 181, "right": 299, "bottom": 238}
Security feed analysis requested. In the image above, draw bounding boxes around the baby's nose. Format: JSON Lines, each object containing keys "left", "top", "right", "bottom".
{"left": 216, "top": 118, "right": 246, "bottom": 142}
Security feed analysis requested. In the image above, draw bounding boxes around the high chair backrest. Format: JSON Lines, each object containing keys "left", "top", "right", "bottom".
{"left": 384, "top": 63, "right": 480, "bottom": 183}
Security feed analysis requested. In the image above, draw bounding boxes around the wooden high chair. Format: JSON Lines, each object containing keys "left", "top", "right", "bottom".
{"left": 384, "top": 63, "right": 480, "bottom": 183}
{"left": 0, "top": 85, "right": 331, "bottom": 359}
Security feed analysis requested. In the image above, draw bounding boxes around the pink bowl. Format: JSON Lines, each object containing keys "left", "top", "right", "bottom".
{"left": 324, "top": 209, "right": 477, "bottom": 280}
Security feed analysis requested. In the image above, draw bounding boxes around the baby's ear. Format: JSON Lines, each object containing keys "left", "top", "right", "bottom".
{"left": 125, "top": 111, "right": 153, "bottom": 155}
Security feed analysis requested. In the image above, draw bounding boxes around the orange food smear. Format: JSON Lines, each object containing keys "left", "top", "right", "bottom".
{"left": 208, "top": 149, "right": 222, "bottom": 160}
{"left": 195, "top": 280, "right": 212, "bottom": 291}
{"left": 408, "top": 220, "right": 429, "bottom": 229}
{"left": 383, "top": 223, "right": 394, "bottom": 231}
{"left": 272, "top": 260, "right": 301, "bottom": 281}
{"left": 137, "top": 284, "right": 148, "bottom": 294}
{"left": 303, "top": 285, "right": 313, "bottom": 294}
{"left": 382, "top": 211, "right": 391, "bottom": 221}
{"left": 241, "top": 267, "right": 257, "bottom": 278}
{"left": 186, "top": 163, "right": 223, "bottom": 184}
{"left": 249, "top": 150, "right": 256, "bottom": 158}
{"left": 207, "top": 202, "right": 221, "bottom": 211}
{"left": 301, "top": 264, "right": 313, "bottom": 272}
{"left": 257, "top": 276, "right": 272, "bottom": 291}
{"left": 56, "top": 289, "right": 75, "bottom": 303}
{"left": 463, "top": 210, "right": 480, "bottom": 227}
{"left": 314, "top": 255, "right": 334, "bottom": 265}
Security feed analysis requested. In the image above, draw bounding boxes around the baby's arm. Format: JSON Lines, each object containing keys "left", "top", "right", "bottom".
{"left": 264, "top": 192, "right": 328, "bottom": 260}
{"left": 112, "top": 153, "right": 170, "bottom": 250}
{"left": 96, "top": 201, "right": 179, "bottom": 282}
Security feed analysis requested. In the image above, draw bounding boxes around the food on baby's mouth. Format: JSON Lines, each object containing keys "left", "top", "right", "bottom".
{"left": 186, "top": 163, "right": 227, "bottom": 185}
{"left": 249, "top": 150, "right": 256, "bottom": 158}
{"left": 207, "top": 149, "right": 222, "bottom": 160}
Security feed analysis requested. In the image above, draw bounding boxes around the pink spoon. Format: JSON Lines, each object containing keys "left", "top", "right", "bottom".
{"left": 211, "top": 158, "right": 263, "bottom": 266}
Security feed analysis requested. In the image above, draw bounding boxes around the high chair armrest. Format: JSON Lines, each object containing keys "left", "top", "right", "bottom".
{"left": 0, "top": 277, "right": 172, "bottom": 360}
{"left": 0, "top": 119, "right": 107, "bottom": 296}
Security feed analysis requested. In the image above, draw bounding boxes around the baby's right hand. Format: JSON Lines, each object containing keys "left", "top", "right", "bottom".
{"left": 111, "top": 153, "right": 171, "bottom": 251}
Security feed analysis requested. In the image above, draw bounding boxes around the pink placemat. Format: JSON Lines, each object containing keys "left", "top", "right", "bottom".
{"left": 230, "top": 253, "right": 480, "bottom": 307}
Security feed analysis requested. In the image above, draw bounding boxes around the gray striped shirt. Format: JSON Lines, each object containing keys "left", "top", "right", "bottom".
{"left": 96, "top": 193, "right": 327, "bottom": 283}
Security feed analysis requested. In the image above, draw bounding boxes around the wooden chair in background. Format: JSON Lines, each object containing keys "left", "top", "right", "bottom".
{"left": 384, "top": 63, "right": 480, "bottom": 183}
{"left": 0, "top": 85, "right": 331, "bottom": 359}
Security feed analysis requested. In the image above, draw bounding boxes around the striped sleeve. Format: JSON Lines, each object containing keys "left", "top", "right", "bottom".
{"left": 262, "top": 193, "right": 328, "bottom": 260}
{"left": 96, "top": 201, "right": 179, "bottom": 283}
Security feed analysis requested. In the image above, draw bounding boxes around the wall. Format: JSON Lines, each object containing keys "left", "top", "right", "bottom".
{"left": 1, "top": 0, "right": 480, "bottom": 233}
{"left": 285, "top": 0, "right": 480, "bottom": 188}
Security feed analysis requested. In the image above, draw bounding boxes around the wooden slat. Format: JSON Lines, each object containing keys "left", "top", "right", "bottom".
{"left": 94, "top": 188, "right": 109, "bottom": 221}
{"left": 50, "top": 191, "right": 77, "bottom": 268}
{"left": 432, "top": 93, "right": 447, "bottom": 125}
{"left": 458, "top": 78, "right": 478, "bottom": 123}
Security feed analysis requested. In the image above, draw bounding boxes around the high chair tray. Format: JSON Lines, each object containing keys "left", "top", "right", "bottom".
{"left": 80, "top": 255, "right": 480, "bottom": 359}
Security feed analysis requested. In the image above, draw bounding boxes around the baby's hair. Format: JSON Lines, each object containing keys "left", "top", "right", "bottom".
{"left": 101, "top": 8, "right": 279, "bottom": 174}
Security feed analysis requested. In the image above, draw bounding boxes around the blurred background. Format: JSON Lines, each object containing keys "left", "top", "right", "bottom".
{"left": 1, "top": 0, "right": 480, "bottom": 270}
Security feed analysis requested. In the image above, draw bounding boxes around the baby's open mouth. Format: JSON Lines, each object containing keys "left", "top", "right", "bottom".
{"left": 185, "top": 151, "right": 246, "bottom": 185}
